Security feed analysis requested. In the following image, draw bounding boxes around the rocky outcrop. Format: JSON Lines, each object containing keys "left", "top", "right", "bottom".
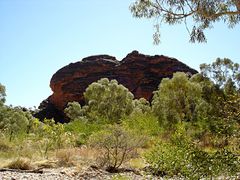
{"left": 36, "top": 51, "right": 198, "bottom": 122}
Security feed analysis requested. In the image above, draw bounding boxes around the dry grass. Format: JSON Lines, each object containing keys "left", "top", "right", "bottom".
{"left": 74, "top": 146, "right": 100, "bottom": 165}
{"left": 2, "top": 146, "right": 141, "bottom": 170}
{"left": 6, "top": 158, "right": 32, "bottom": 170}
{"left": 0, "top": 159, "right": 12, "bottom": 168}
{"left": 56, "top": 149, "right": 75, "bottom": 167}
{"left": 0, "top": 140, "right": 12, "bottom": 152}
{"left": 1, "top": 146, "right": 102, "bottom": 170}
{"left": 54, "top": 147, "right": 101, "bottom": 167}
{"left": 33, "top": 159, "right": 57, "bottom": 168}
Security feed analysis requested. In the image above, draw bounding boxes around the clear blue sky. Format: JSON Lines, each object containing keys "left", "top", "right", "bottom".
{"left": 0, "top": 0, "right": 239, "bottom": 108}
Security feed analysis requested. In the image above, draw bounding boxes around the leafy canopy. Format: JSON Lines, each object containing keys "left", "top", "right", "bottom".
{"left": 199, "top": 58, "right": 240, "bottom": 121}
{"left": 200, "top": 58, "right": 240, "bottom": 91}
{"left": 0, "top": 106, "right": 29, "bottom": 141}
{"left": 64, "top": 101, "right": 84, "bottom": 121}
{"left": 0, "top": 83, "right": 6, "bottom": 105}
{"left": 152, "top": 72, "right": 206, "bottom": 127}
{"left": 84, "top": 78, "right": 134, "bottom": 123}
{"left": 192, "top": 59, "right": 240, "bottom": 138}
{"left": 130, "top": 0, "right": 240, "bottom": 44}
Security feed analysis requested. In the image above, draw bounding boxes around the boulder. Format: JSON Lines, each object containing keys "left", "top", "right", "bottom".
{"left": 36, "top": 51, "right": 198, "bottom": 122}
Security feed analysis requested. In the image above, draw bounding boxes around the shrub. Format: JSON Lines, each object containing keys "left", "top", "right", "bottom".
{"left": 132, "top": 98, "right": 151, "bottom": 114}
{"left": 144, "top": 136, "right": 192, "bottom": 177}
{"left": 0, "top": 106, "right": 29, "bottom": 141}
{"left": 64, "top": 101, "right": 85, "bottom": 121}
{"left": 145, "top": 122, "right": 240, "bottom": 178}
{"left": 210, "top": 149, "right": 240, "bottom": 177}
{"left": 32, "top": 119, "right": 73, "bottom": 158}
{"left": 122, "top": 112, "right": 161, "bottom": 137}
{"left": 145, "top": 137, "right": 240, "bottom": 179}
{"left": 88, "top": 125, "right": 145, "bottom": 171}
{"left": 64, "top": 119, "right": 104, "bottom": 146}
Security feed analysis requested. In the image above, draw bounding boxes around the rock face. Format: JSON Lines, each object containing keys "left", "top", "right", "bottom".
{"left": 36, "top": 51, "right": 198, "bottom": 122}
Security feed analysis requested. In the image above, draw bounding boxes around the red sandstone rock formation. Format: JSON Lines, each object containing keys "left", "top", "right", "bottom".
{"left": 36, "top": 51, "right": 198, "bottom": 122}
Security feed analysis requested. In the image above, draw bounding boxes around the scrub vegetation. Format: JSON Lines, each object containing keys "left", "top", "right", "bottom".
{"left": 0, "top": 58, "right": 239, "bottom": 179}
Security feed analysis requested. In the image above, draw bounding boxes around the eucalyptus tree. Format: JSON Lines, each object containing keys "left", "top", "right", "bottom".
{"left": 200, "top": 58, "right": 240, "bottom": 91}
{"left": 130, "top": 0, "right": 240, "bottom": 44}
{"left": 84, "top": 78, "right": 134, "bottom": 123}
{"left": 0, "top": 84, "right": 32, "bottom": 140}
{"left": 152, "top": 72, "right": 206, "bottom": 127}
{"left": 0, "top": 107, "right": 29, "bottom": 141}
{"left": 0, "top": 83, "right": 6, "bottom": 105}
{"left": 191, "top": 59, "right": 240, "bottom": 139}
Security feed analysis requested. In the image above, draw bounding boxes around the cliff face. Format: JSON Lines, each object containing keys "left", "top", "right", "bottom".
{"left": 36, "top": 51, "right": 198, "bottom": 122}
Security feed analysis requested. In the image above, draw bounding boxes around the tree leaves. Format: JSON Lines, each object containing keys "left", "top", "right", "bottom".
{"left": 130, "top": 0, "right": 240, "bottom": 43}
{"left": 152, "top": 72, "right": 204, "bottom": 127}
{"left": 84, "top": 78, "right": 134, "bottom": 123}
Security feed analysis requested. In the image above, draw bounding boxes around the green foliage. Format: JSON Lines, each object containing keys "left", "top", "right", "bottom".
{"left": 122, "top": 112, "right": 161, "bottom": 137}
{"left": 84, "top": 78, "right": 134, "bottom": 123}
{"left": 200, "top": 58, "right": 240, "bottom": 90}
{"left": 31, "top": 118, "right": 72, "bottom": 158}
{"left": 145, "top": 141, "right": 190, "bottom": 177}
{"left": 88, "top": 125, "right": 145, "bottom": 171}
{"left": 130, "top": 0, "right": 240, "bottom": 44}
{"left": 190, "top": 73, "right": 222, "bottom": 109}
{"left": 132, "top": 98, "right": 151, "bottom": 114}
{"left": 220, "top": 93, "right": 240, "bottom": 124}
{"left": 0, "top": 106, "right": 29, "bottom": 141}
{"left": 152, "top": 72, "right": 205, "bottom": 127}
{"left": 209, "top": 149, "right": 240, "bottom": 177}
{"left": 64, "top": 101, "right": 85, "bottom": 121}
{"left": 0, "top": 60, "right": 239, "bottom": 177}
{"left": 195, "top": 59, "right": 240, "bottom": 141}
{"left": 64, "top": 119, "right": 104, "bottom": 146}
{"left": 0, "top": 132, "right": 31, "bottom": 159}
{"left": 145, "top": 124, "right": 240, "bottom": 179}
{"left": 145, "top": 123, "right": 192, "bottom": 177}
{"left": 209, "top": 118, "right": 239, "bottom": 137}
{"left": 0, "top": 83, "right": 6, "bottom": 104}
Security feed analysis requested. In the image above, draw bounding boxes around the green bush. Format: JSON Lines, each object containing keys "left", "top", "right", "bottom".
{"left": 211, "top": 149, "right": 240, "bottom": 177}
{"left": 0, "top": 106, "right": 29, "bottom": 141}
{"left": 132, "top": 98, "right": 151, "bottom": 114}
{"left": 122, "top": 112, "right": 161, "bottom": 137}
{"left": 64, "top": 119, "right": 104, "bottom": 145}
{"left": 64, "top": 101, "right": 85, "bottom": 121}
{"left": 31, "top": 119, "right": 73, "bottom": 158}
{"left": 145, "top": 135, "right": 240, "bottom": 179}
